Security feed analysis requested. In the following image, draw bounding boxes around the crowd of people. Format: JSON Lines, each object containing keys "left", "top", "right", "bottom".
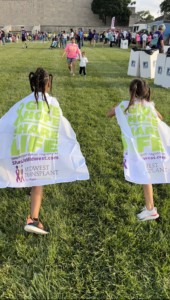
{"left": 0, "top": 25, "right": 167, "bottom": 54}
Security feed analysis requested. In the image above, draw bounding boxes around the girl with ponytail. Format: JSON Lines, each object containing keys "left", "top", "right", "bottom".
{"left": 0, "top": 67, "right": 89, "bottom": 234}
{"left": 106, "top": 79, "right": 170, "bottom": 222}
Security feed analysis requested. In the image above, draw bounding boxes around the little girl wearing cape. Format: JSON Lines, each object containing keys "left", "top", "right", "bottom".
{"left": 107, "top": 78, "right": 170, "bottom": 221}
{"left": 0, "top": 68, "right": 89, "bottom": 234}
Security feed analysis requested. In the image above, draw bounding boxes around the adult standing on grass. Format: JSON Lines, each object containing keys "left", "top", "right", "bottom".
{"left": 2, "top": 30, "right": 5, "bottom": 45}
{"left": 78, "top": 28, "right": 83, "bottom": 49}
{"left": 62, "top": 37, "right": 80, "bottom": 76}
{"left": 81, "top": 28, "right": 84, "bottom": 46}
{"left": 136, "top": 32, "right": 140, "bottom": 47}
{"left": 105, "top": 31, "right": 109, "bottom": 45}
{"left": 118, "top": 30, "right": 124, "bottom": 48}
{"left": 69, "top": 29, "right": 74, "bottom": 41}
{"left": 93, "top": 30, "right": 96, "bottom": 47}
{"left": 58, "top": 31, "right": 63, "bottom": 48}
{"left": 21, "top": 27, "right": 28, "bottom": 49}
{"left": 126, "top": 31, "right": 132, "bottom": 46}
{"left": 142, "top": 32, "right": 148, "bottom": 48}
{"left": 147, "top": 33, "right": 152, "bottom": 45}
{"left": 153, "top": 24, "right": 165, "bottom": 53}
{"left": 0, "top": 29, "right": 2, "bottom": 46}
{"left": 88, "top": 29, "right": 93, "bottom": 46}
{"left": 102, "top": 31, "right": 105, "bottom": 47}
{"left": 63, "top": 31, "right": 67, "bottom": 49}
{"left": 96, "top": 31, "right": 99, "bottom": 43}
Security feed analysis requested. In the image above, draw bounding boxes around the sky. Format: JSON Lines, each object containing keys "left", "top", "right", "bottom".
{"left": 135, "top": 0, "right": 162, "bottom": 17}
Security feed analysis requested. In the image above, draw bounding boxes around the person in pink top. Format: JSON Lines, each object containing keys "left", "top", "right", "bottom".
{"left": 62, "top": 37, "right": 80, "bottom": 76}
{"left": 136, "top": 33, "right": 140, "bottom": 47}
{"left": 147, "top": 34, "right": 152, "bottom": 44}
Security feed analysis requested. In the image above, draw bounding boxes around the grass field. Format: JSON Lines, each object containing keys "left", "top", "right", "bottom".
{"left": 0, "top": 40, "right": 170, "bottom": 300}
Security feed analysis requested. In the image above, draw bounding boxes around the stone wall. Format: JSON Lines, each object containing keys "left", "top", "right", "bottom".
{"left": 0, "top": 0, "right": 109, "bottom": 27}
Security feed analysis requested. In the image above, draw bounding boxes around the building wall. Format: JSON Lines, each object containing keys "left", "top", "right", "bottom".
{"left": 0, "top": 0, "right": 109, "bottom": 27}
{"left": 128, "top": 7, "right": 140, "bottom": 27}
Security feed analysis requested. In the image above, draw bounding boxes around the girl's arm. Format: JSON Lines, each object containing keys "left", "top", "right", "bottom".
{"left": 62, "top": 50, "right": 66, "bottom": 58}
{"left": 107, "top": 104, "right": 119, "bottom": 118}
{"left": 155, "top": 109, "right": 162, "bottom": 120}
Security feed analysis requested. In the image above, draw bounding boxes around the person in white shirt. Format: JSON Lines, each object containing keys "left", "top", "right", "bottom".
{"left": 114, "top": 32, "right": 118, "bottom": 45}
{"left": 78, "top": 52, "right": 92, "bottom": 76}
{"left": 142, "top": 33, "right": 148, "bottom": 48}
{"left": 132, "top": 31, "right": 136, "bottom": 44}
{"left": 69, "top": 29, "right": 74, "bottom": 40}
{"left": 63, "top": 31, "right": 67, "bottom": 48}
{"left": 123, "top": 31, "right": 127, "bottom": 39}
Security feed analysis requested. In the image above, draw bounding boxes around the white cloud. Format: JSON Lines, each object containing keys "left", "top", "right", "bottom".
{"left": 135, "top": 0, "right": 162, "bottom": 17}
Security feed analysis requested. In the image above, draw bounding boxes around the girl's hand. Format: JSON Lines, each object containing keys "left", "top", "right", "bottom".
{"left": 107, "top": 104, "right": 119, "bottom": 118}
{"left": 155, "top": 109, "right": 162, "bottom": 120}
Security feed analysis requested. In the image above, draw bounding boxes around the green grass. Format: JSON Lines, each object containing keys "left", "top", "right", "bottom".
{"left": 0, "top": 41, "right": 170, "bottom": 300}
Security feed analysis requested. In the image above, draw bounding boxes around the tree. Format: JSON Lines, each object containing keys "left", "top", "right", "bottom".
{"left": 137, "top": 10, "right": 154, "bottom": 21}
{"left": 145, "top": 14, "right": 155, "bottom": 21}
{"left": 160, "top": 0, "right": 170, "bottom": 13}
{"left": 91, "top": 0, "right": 136, "bottom": 25}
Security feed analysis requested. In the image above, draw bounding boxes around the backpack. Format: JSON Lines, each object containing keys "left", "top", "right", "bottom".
{"left": 149, "top": 33, "right": 161, "bottom": 48}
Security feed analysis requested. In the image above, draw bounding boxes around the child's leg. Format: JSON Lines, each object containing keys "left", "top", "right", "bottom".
{"left": 31, "top": 186, "right": 43, "bottom": 219}
{"left": 79, "top": 67, "right": 82, "bottom": 74}
{"left": 142, "top": 184, "right": 154, "bottom": 211}
{"left": 72, "top": 60, "right": 76, "bottom": 75}
{"left": 83, "top": 67, "right": 86, "bottom": 76}
{"left": 67, "top": 62, "right": 71, "bottom": 71}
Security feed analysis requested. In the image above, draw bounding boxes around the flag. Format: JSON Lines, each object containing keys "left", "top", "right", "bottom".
{"left": 111, "top": 17, "right": 115, "bottom": 29}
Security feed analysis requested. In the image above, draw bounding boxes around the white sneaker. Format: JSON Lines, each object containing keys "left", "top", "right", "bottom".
{"left": 137, "top": 206, "right": 159, "bottom": 221}
{"left": 73, "top": 74, "right": 75, "bottom": 76}
{"left": 70, "top": 71, "right": 73, "bottom": 74}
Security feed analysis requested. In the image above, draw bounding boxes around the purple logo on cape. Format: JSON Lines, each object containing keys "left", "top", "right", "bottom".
{"left": 16, "top": 165, "right": 25, "bottom": 182}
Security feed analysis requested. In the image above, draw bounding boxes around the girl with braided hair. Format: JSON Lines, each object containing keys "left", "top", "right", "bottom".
{"left": 0, "top": 67, "right": 89, "bottom": 234}
{"left": 107, "top": 79, "right": 170, "bottom": 221}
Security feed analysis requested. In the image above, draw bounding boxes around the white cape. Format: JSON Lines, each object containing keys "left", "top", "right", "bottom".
{"left": 0, "top": 93, "right": 89, "bottom": 188}
{"left": 115, "top": 101, "right": 170, "bottom": 184}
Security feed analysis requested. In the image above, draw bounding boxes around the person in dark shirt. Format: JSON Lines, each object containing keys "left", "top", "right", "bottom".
{"left": 126, "top": 31, "right": 132, "bottom": 46}
{"left": 1, "top": 30, "right": 5, "bottom": 45}
{"left": 118, "top": 30, "right": 124, "bottom": 48}
{"left": 153, "top": 24, "right": 165, "bottom": 53}
{"left": 21, "top": 27, "right": 28, "bottom": 49}
{"left": 88, "top": 29, "right": 93, "bottom": 46}
{"left": 0, "top": 30, "right": 2, "bottom": 46}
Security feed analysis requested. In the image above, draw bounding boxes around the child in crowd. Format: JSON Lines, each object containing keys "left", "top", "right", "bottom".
{"left": 79, "top": 52, "right": 92, "bottom": 76}
{"left": 107, "top": 79, "right": 170, "bottom": 221}
{"left": 0, "top": 68, "right": 89, "bottom": 234}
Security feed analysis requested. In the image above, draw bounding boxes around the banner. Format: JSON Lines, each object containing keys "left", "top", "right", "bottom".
{"left": 111, "top": 17, "right": 115, "bottom": 29}
{"left": 0, "top": 93, "right": 89, "bottom": 188}
{"left": 115, "top": 101, "right": 170, "bottom": 184}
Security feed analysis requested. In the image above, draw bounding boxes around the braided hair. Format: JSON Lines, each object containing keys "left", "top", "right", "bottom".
{"left": 125, "top": 79, "right": 151, "bottom": 113}
{"left": 29, "top": 68, "right": 53, "bottom": 112}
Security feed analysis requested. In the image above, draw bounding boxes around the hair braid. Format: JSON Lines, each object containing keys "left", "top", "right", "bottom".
{"left": 29, "top": 72, "right": 35, "bottom": 92}
{"left": 29, "top": 68, "right": 53, "bottom": 112}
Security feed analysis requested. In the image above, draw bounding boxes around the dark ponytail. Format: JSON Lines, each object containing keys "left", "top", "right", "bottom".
{"left": 125, "top": 84, "right": 137, "bottom": 113}
{"left": 29, "top": 68, "right": 53, "bottom": 113}
{"left": 125, "top": 79, "right": 151, "bottom": 113}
